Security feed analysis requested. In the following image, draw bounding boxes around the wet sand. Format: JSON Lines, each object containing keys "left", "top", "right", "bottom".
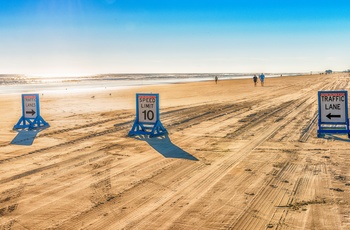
{"left": 1, "top": 73, "right": 350, "bottom": 229}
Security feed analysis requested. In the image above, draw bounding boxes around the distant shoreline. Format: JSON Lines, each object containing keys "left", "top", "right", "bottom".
{"left": 0, "top": 72, "right": 310, "bottom": 95}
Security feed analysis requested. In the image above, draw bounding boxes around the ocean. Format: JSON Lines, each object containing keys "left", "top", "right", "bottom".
{"left": 0, "top": 73, "right": 301, "bottom": 94}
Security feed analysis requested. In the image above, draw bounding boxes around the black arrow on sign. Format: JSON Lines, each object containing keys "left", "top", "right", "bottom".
{"left": 326, "top": 113, "right": 341, "bottom": 120}
{"left": 26, "top": 109, "right": 36, "bottom": 116}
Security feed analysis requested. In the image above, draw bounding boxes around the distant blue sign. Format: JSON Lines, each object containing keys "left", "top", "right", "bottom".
{"left": 317, "top": 90, "right": 350, "bottom": 138}
{"left": 13, "top": 94, "right": 49, "bottom": 130}
{"left": 128, "top": 93, "right": 167, "bottom": 137}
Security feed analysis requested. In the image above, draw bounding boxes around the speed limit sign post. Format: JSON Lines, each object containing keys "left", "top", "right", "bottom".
{"left": 128, "top": 93, "right": 168, "bottom": 137}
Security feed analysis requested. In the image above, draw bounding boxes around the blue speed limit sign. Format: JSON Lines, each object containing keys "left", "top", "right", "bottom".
{"left": 129, "top": 93, "right": 167, "bottom": 137}
{"left": 138, "top": 94, "right": 157, "bottom": 123}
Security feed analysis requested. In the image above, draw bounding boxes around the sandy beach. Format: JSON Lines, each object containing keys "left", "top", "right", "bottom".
{"left": 1, "top": 73, "right": 350, "bottom": 229}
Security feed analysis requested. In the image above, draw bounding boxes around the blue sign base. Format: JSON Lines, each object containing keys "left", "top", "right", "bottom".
{"left": 128, "top": 120, "right": 167, "bottom": 138}
{"left": 13, "top": 116, "right": 50, "bottom": 130}
{"left": 317, "top": 123, "right": 350, "bottom": 138}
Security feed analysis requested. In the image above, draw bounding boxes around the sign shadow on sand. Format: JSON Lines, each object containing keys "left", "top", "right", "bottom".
{"left": 133, "top": 134, "right": 198, "bottom": 161}
{"left": 11, "top": 128, "right": 47, "bottom": 146}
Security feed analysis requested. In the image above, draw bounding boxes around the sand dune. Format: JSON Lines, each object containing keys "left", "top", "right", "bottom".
{"left": 1, "top": 73, "right": 350, "bottom": 229}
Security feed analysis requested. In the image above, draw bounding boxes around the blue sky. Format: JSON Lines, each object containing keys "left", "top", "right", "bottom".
{"left": 0, "top": 0, "right": 349, "bottom": 76}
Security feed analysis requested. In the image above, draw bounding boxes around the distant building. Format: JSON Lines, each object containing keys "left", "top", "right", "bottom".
{"left": 325, "top": 70, "right": 332, "bottom": 74}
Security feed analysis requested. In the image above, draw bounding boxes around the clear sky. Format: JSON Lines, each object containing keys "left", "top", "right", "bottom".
{"left": 0, "top": 0, "right": 349, "bottom": 76}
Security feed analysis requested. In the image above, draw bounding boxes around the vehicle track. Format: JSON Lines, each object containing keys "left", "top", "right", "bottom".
{"left": 61, "top": 79, "right": 325, "bottom": 229}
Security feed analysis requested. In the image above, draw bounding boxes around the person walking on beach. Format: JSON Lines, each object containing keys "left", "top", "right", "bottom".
{"left": 259, "top": 73, "right": 265, "bottom": 86}
{"left": 253, "top": 74, "right": 258, "bottom": 87}
{"left": 215, "top": 76, "right": 218, "bottom": 84}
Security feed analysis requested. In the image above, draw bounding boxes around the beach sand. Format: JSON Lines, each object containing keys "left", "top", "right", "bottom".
{"left": 1, "top": 73, "right": 350, "bottom": 229}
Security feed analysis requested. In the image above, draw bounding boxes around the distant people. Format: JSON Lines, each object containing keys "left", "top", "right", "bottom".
{"left": 253, "top": 74, "right": 258, "bottom": 86}
{"left": 259, "top": 73, "right": 265, "bottom": 86}
{"left": 215, "top": 76, "right": 218, "bottom": 84}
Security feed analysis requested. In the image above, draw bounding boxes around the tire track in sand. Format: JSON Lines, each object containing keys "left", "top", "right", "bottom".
{"left": 61, "top": 82, "right": 319, "bottom": 229}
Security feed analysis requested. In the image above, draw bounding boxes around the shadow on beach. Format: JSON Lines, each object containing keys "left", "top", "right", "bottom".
{"left": 133, "top": 134, "right": 198, "bottom": 161}
{"left": 11, "top": 128, "right": 47, "bottom": 146}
